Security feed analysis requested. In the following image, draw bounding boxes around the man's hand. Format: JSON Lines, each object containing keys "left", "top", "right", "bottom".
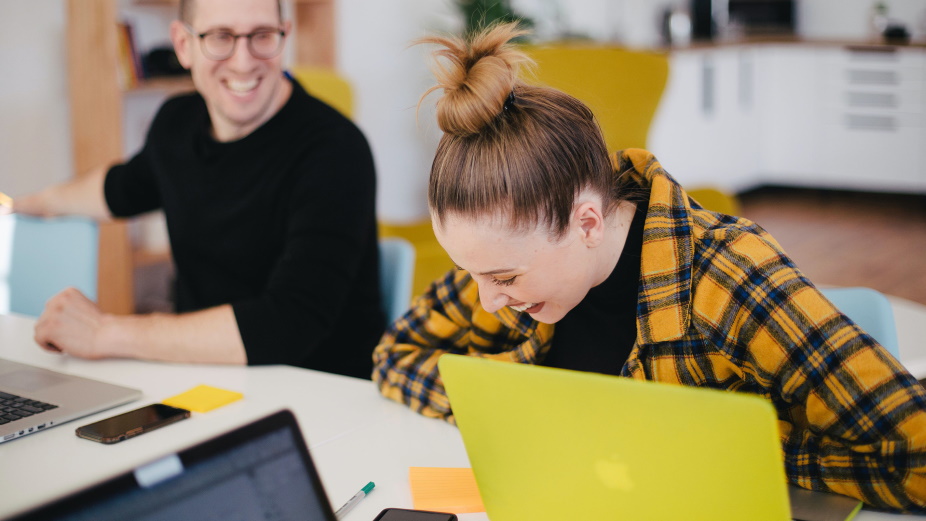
{"left": 9, "top": 166, "right": 112, "bottom": 220}
{"left": 0, "top": 192, "right": 13, "bottom": 215}
{"left": 10, "top": 193, "right": 53, "bottom": 217}
{"left": 32, "top": 289, "right": 246, "bottom": 365}
{"left": 34, "top": 287, "right": 112, "bottom": 359}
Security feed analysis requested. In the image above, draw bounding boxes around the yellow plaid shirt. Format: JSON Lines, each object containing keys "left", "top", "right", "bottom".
{"left": 372, "top": 149, "right": 926, "bottom": 512}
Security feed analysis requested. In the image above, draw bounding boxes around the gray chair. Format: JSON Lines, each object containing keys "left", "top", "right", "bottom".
{"left": 820, "top": 287, "right": 900, "bottom": 358}
{"left": 0, "top": 214, "right": 98, "bottom": 317}
{"left": 379, "top": 237, "right": 415, "bottom": 323}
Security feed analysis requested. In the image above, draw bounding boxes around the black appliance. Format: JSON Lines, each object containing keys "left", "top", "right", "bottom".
{"left": 690, "top": 0, "right": 795, "bottom": 40}
{"left": 728, "top": 0, "right": 795, "bottom": 35}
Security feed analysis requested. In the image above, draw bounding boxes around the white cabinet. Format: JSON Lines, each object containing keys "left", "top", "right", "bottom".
{"left": 816, "top": 46, "right": 926, "bottom": 191}
{"left": 649, "top": 47, "right": 760, "bottom": 191}
{"left": 753, "top": 45, "right": 823, "bottom": 182}
{"left": 649, "top": 43, "right": 926, "bottom": 194}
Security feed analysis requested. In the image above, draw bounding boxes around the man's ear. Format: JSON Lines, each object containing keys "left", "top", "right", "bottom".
{"left": 169, "top": 20, "right": 193, "bottom": 69}
{"left": 573, "top": 201, "right": 605, "bottom": 248}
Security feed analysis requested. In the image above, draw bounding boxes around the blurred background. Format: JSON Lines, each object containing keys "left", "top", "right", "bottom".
{"left": 1, "top": 0, "right": 924, "bottom": 313}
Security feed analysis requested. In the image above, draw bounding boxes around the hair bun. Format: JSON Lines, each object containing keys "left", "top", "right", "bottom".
{"left": 418, "top": 22, "right": 532, "bottom": 137}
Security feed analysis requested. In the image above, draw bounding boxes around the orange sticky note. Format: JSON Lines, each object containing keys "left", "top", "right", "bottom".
{"left": 162, "top": 384, "right": 243, "bottom": 413}
{"left": 409, "top": 467, "right": 485, "bottom": 513}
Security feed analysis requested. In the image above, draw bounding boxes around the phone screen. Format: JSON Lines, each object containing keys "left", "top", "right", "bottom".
{"left": 76, "top": 404, "right": 190, "bottom": 444}
{"left": 374, "top": 509, "right": 457, "bottom": 521}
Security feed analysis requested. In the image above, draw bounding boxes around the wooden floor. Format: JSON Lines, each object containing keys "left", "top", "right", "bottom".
{"left": 737, "top": 187, "right": 926, "bottom": 306}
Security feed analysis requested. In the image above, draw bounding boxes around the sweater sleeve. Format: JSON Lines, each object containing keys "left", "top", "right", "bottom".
{"left": 103, "top": 98, "right": 186, "bottom": 217}
{"left": 104, "top": 145, "right": 161, "bottom": 218}
{"left": 696, "top": 229, "right": 926, "bottom": 513}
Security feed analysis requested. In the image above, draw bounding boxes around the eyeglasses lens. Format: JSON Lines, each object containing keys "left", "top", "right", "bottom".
{"left": 201, "top": 30, "right": 283, "bottom": 60}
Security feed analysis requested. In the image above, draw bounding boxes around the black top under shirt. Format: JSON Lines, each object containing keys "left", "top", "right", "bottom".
{"left": 541, "top": 199, "right": 647, "bottom": 376}
{"left": 104, "top": 79, "right": 384, "bottom": 378}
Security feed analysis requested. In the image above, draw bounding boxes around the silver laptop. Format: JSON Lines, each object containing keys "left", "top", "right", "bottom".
{"left": 0, "top": 358, "right": 141, "bottom": 443}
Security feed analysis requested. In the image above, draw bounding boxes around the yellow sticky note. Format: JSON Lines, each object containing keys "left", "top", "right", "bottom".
{"left": 409, "top": 467, "right": 485, "bottom": 513}
{"left": 162, "top": 385, "right": 243, "bottom": 413}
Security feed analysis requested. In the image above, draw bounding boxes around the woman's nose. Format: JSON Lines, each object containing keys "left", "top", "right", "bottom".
{"left": 478, "top": 283, "right": 509, "bottom": 313}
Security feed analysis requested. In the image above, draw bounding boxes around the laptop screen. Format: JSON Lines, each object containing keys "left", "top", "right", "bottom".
{"left": 13, "top": 410, "right": 337, "bottom": 521}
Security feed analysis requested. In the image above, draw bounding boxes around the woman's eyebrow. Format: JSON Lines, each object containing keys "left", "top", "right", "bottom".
{"left": 452, "top": 262, "right": 515, "bottom": 276}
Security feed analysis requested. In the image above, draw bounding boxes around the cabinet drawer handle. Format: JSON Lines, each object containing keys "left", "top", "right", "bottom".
{"left": 847, "top": 69, "right": 898, "bottom": 85}
{"left": 845, "top": 114, "right": 896, "bottom": 131}
{"left": 701, "top": 57, "right": 714, "bottom": 115}
{"left": 847, "top": 92, "right": 896, "bottom": 108}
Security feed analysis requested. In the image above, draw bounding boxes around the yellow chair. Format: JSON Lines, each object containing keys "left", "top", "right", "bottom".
{"left": 290, "top": 66, "right": 354, "bottom": 119}
{"left": 686, "top": 187, "right": 742, "bottom": 216}
{"left": 524, "top": 44, "right": 669, "bottom": 151}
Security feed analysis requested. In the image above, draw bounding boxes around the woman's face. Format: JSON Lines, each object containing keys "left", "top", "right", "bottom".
{"left": 433, "top": 210, "right": 604, "bottom": 324}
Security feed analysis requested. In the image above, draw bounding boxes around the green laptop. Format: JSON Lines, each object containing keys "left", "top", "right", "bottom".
{"left": 438, "top": 354, "right": 792, "bottom": 521}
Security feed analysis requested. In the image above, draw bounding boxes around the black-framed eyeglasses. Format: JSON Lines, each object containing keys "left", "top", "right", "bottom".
{"left": 184, "top": 24, "right": 286, "bottom": 61}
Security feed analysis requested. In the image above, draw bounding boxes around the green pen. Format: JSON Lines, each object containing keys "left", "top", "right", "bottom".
{"left": 335, "top": 481, "right": 375, "bottom": 519}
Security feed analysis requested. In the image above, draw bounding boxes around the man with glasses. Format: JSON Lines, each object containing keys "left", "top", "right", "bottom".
{"left": 12, "top": 0, "right": 384, "bottom": 378}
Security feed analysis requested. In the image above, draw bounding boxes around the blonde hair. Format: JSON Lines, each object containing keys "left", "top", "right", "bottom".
{"left": 420, "top": 23, "right": 620, "bottom": 239}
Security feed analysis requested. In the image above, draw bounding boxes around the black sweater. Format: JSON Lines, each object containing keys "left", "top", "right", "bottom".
{"left": 104, "top": 79, "right": 384, "bottom": 378}
{"left": 542, "top": 200, "right": 646, "bottom": 375}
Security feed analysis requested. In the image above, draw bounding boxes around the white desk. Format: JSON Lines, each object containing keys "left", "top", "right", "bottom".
{"left": 1, "top": 312, "right": 924, "bottom": 520}
{"left": 0, "top": 313, "right": 397, "bottom": 518}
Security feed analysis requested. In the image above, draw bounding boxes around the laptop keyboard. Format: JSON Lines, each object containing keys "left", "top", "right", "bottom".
{"left": 0, "top": 391, "right": 58, "bottom": 424}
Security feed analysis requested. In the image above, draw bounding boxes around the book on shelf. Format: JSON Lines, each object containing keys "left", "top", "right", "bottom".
{"left": 116, "top": 21, "right": 143, "bottom": 90}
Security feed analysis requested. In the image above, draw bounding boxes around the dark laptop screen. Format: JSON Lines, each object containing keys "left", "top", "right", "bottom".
{"left": 13, "top": 410, "right": 337, "bottom": 521}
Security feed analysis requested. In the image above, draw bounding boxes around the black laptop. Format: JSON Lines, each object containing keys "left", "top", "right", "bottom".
{"left": 10, "top": 410, "right": 337, "bottom": 521}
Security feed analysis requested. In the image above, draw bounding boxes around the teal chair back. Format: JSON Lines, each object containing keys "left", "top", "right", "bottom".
{"left": 0, "top": 214, "right": 98, "bottom": 317}
{"left": 379, "top": 237, "right": 415, "bottom": 324}
{"left": 819, "top": 287, "right": 900, "bottom": 358}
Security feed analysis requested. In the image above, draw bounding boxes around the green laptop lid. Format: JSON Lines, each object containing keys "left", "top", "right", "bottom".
{"left": 438, "top": 354, "right": 790, "bottom": 521}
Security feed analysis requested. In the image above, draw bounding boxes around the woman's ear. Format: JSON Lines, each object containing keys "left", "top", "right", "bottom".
{"left": 573, "top": 200, "right": 605, "bottom": 248}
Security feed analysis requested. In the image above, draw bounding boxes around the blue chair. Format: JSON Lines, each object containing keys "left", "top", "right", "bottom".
{"left": 0, "top": 214, "right": 98, "bottom": 317}
{"left": 379, "top": 237, "right": 415, "bottom": 324}
{"left": 820, "top": 287, "right": 900, "bottom": 358}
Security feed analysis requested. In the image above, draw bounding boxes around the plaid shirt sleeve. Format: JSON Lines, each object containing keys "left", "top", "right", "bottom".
{"left": 693, "top": 225, "right": 926, "bottom": 513}
{"left": 617, "top": 149, "right": 925, "bottom": 512}
{"left": 372, "top": 269, "right": 553, "bottom": 422}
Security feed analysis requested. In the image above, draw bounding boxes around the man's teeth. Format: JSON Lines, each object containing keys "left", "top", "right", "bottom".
{"left": 509, "top": 303, "right": 536, "bottom": 312}
{"left": 227, "top": 79, "right": 258, "bottom": 92}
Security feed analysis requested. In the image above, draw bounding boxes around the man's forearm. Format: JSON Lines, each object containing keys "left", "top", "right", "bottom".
{"left": 14, "top": 165, "right": 112, "bottom": 219}
{"left": 99, "top": 305, "right": 247, "bottom": 365}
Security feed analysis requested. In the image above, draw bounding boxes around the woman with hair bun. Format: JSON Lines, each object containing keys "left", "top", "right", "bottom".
{"left": 372, "top": 23, "right": 926, "bottom": 512}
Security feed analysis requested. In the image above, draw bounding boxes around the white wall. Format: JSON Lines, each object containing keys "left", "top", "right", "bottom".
{"left": 337, "top": 0, "right": 459, "bottom": 223}
{"left": 512, "top": 0, "right": 683, "bottom": 47}
{"left": 798, "top": 0, "right": 926, "bottom": 41}
{"left": 5, "top": 0, "right": 926, "bottom": 221}
{"left": 0, "top": 1, "right": 72, "bottom": 198}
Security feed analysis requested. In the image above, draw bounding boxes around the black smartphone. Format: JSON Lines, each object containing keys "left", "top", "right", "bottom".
{"left": 75, "top": 403, "right": 190, "bottom": 444}
{"left": 373, "top": 508, "right": 457, "bottom": 521}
